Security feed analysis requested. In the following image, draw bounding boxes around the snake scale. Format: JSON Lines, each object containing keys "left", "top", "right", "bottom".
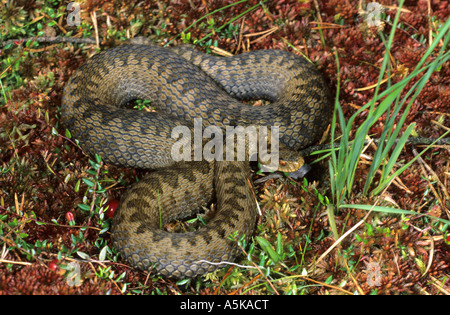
{"left": 61, "top": 38, "right": 331, "bottom": 278}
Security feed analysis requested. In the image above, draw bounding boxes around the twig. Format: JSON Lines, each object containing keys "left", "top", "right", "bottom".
{"left": 214, "top": 265, "right": 235, "bottom": 295}
{"left": 421, "top": 236, "right": 434, "bottom": 277}
{"left": 413, "top": 147, "right": 450, "bottom": 221}
{"left": 280, "top": 273, "right": 354, "bottom": 295}
{"left": 0, "top": 258, "right": 32, "bottom": 266}
{"left": 210, "top": 46, "right": 233, "bottom": 57}
{"left": 310, "top": 21, "right": 347, "bottom": 30}
{"left": 313, "top": 0, "right": 323, "bottom": 23}
{"left": 429, "top": 275, "right": 450, "bottom": 295}
{"left": 230, "top": 274, "right": 261, "bottom": 295}
{"left": 235, "top": 16, "right": 246, "bottom": 53}
{"left": 236, "top": 241, "right": 280, "bottom": 295}
{"left": 90, "top": 11, "right": 100, "bottom": 49}
{"left": 342, "top": 258, "right": 365, "bottom": 295}
{"left": 244, "top": 26, "right": 280, "bottom": 44}
{"left": 311, "top": 197, "right": 385, "bottom": 271}
{"left": 413, "top": 148, "right": 450, "bottom": 200}
{"left": 0, "top": 36, "right": 98, "bottom": 48}
{"left": 311, "top": 210, "right": 369, "bottom": 268}
{"left": 194, "top": 260, "right": 259, "bottom": 270}
{"left": 247, "top": 178, "right": 262, "bottom": 216}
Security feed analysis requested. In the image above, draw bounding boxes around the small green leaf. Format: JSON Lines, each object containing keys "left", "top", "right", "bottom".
{"left": 77, "top": 251, "right": 90, "bottom": 260}
{"left": 176, "top": 278, "right": 190, "bottom": 286}
{"left": 74, "top": 179, "right": 81, "bottom": 192}
{"left": 99, "top": 246, "right": 108, "bottom": 261}
{"left": 82, "top": 178, "right": 95, "bottom": 187}
{"left": 256, "top": 236, "right": 280, "bottom": 264}
{"left": 276, "top": 232, "right": 283, "bottom": 257}
{"left": 77, "top": 203, "right": 91, "bottom": 212}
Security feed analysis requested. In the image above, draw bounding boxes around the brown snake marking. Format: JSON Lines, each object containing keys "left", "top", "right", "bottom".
{"left": 61, "top": 39, "right": 331, "bottom": 278}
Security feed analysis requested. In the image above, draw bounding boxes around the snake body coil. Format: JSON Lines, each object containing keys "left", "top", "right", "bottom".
{"left": 62, "top": 41, "right": 331, "bottom": 278}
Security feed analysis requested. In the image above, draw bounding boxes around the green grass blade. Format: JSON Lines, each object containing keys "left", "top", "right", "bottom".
{"left": 339, "top": 204, "right": 450, "bottom": 226}
{"left": 379, "top": 122, "right": 415, "bottom": 180}
{"left": 362, "top": 95, "right": 399, "bottom": 194}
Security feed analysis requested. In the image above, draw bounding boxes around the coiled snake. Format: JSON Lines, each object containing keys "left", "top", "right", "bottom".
{"left": 61, "top": 39, "right": 331, "bottom": 278}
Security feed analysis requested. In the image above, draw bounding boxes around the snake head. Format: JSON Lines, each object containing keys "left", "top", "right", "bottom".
{"left": 258, "top": 140, "right": 305, "bottom": 173}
